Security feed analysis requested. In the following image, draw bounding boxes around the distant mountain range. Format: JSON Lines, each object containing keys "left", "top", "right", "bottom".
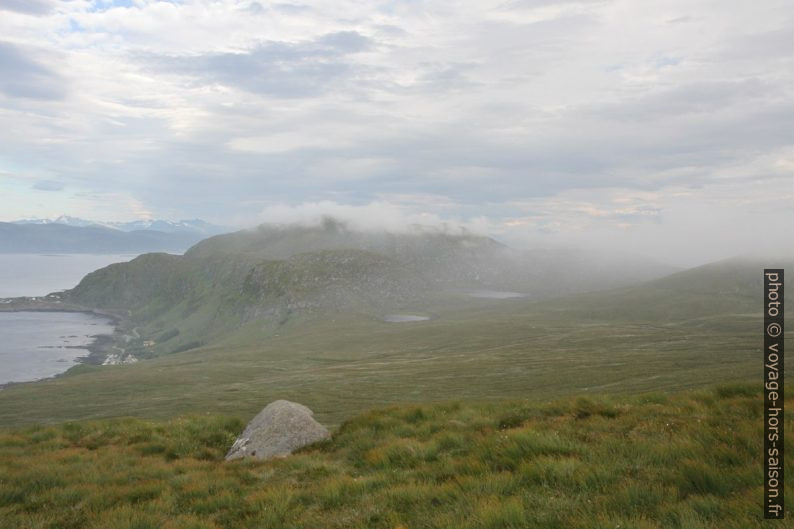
{"left": 12, "top": 216, "right": 227, "bottom": 235}
{"left": 0, "top": 217, "right": 230, "bottom": 254}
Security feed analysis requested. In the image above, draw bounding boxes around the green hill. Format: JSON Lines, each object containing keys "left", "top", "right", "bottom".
{"left": 544, "top": 257, "right": 791, "bottom": 324}
{"left": 185, "top": 220, "right": 674, "bottom": 295}
{"left": 0, "top": 229, "right": 789, "bottom": 526}
{"left": 0, "top": 251, "right": 783, "bottom": 427}
{"left": 60, "top": 223, "right": 519, "bottom": 355}
{"left": 67, "top": 221, "right": 506, "bottom": 314}
{"left": 0, "top": 223, "right": 785, "bottom": 428}
{"left": 61, "top": 221, "right": 678, "bottom": 357}
{"left": 66, "top": 246, "right": 431, "bottom": 353}
{"left": 0, "top": 383, "right": 789, "bottom": 528}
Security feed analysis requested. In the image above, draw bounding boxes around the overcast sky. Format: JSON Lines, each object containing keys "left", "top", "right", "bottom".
{"left": 1, "top": 0, "right": 793, "bottom": 266}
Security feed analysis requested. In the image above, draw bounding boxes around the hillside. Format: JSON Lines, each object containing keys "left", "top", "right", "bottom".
{"left": 0, "top": 225, "right": 785, "bottom": 427}
{"left": 62, "top": 223, "right": 516, "bottom": 354}
{"left": 185, "top": 220, "right": 509, "bottom": 286}
{"left": 186, "top": 220, "right": 675, "bottom": 294}
{"left": 0, "top": 383, "right": 789, "bottom": 528}
{"left": 0, "top": 222, "right": 205, "bottom": 254}
{"left": 544, "top": 257, "right": 791, "bottom": 324}
{"left": 0, "top": 242, "right": 787, "bottom": 525}
{"left": 66, "top": 247, "right": 431, "bottom": 354}
{"left": 0, "top": 253, "right": 780, "bottom": 426}
{"left": 61, "top": 220, "right": 676, "bottom": 356}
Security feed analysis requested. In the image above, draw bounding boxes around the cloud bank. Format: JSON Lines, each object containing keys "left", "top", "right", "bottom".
{"left": 256, "top": 201, "right": 491, "bottom": 235}
{"left": 0, "top": 0, "right": 792, "bottom": 266}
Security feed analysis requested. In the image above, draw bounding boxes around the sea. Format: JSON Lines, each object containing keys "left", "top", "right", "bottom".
{"left": 0, "top": 254, "right": 134, "bottom": 385}
{"left": 0, "top": 311, "right": 116, "bottom": 385}
{"left": 0, "top": 253, "right": 136, "bottom": 298}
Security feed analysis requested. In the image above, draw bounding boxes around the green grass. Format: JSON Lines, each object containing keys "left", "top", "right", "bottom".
{"left": 3, "top": 247, "right": 777, "bottom": 429}
{"left": 0, "top": 384, "right": 789, "bottom": 528}
{"left": 0, "top": 291, "right": 771, "bottom": 427}
{"left": 1, "top": 233, "right": 786, "bottom": 525}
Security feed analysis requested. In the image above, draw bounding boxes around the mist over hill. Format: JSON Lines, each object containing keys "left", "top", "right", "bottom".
{"left": 56, "top": 218, "right": 682, "bottom": 357}
{"left": 545, "top": 256, "right": 793, "bottom": 323}
{"left": 186, "top": 218, "right": 676, "bottom": 293}
{"left": 66, "top": 221, "right": 502, "bottom": 339}
{"left": 2, "top": 229, "right": 780, "bottom": 427}
{"left": 2, "top": 218, "right": 785, "bottom": 451}
{"left": 69, "top": 219, "right": 668, "bottom": 303}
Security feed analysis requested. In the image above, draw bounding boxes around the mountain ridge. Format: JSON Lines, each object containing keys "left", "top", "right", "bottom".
{"left": 12, "top": 215, "right": 227, "bottom": 235}
{"left": 0, "top": 222, "right": 211, "bottom": 254}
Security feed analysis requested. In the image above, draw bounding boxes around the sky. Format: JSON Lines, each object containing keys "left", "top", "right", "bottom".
{"left": 0, "top": 0, "right": 793, "bottom": 266}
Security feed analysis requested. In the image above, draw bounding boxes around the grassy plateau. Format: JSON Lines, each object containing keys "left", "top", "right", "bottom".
{"left": 0, "top": 290, "right": 767, "bottom": 427}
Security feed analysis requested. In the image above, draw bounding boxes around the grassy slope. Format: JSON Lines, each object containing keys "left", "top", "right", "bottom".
{"left": 1, "top": 383, "right": 790, "bottom": 529}
{"left": 0, "top": 286, "right": 770, "bottom": 427}
{"left": 61, "top": 224, "right": 678, "bottom": 358}
{"left": 65, "top": 248, "right": 430, "bottom": 357}
{"left": 543, "top": 257, "right": 767, "bottom": 322}
{"left": 1, "top": 259, "right": 784, "bottom": 427}
{"left": 0, "top": 254, "right": 790, "bottom": 526}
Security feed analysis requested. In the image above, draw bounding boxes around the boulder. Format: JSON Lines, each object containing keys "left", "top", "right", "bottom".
{"left": 225, "top": 400, "right": 330, "bottom": 461}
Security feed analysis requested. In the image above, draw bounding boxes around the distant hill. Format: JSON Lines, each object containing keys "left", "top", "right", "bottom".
{"left": 70, "top": 220, "right": 516, "bottom": 321}
{"left": 66, "top": 226, "right": 452, "bottom": 331}
{"left": 545, "top": 256, "right": 792, "bottom": 323}
{"left": 63, "top": 220, "right": 675, "bottom": 350}
{"left": 0, "top": 222, "right": 206, "bottom": 254}
{"left": 1, "top": 224, "right": 779, "bottom": 431}
{"left": 186, "top": 219, "right": 508, "bottom": 287}
{"left": 186, "top": 219, "right": 675, "bottom": 294}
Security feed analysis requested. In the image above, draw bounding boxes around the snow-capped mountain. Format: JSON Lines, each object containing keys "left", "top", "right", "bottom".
{"left": 12, "top": 216, "right": 227, "bottom": 235}
{"left": 13, "top": 215, "right": 115, "bottom": 229}
{"left": 116, "top": 219, "right": 223, "bottom": 234}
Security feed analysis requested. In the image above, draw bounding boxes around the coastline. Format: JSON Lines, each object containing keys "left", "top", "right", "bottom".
{"left": 0, "top": 298, "right": 122, "bottom": 323}
{"left": 0, "top": 300, "right": 128, "bottom": 389}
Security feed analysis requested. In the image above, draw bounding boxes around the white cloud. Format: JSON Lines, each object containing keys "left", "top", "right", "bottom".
{"left": 0, "top": 0, "right": 792, "bottom": 265}
{"left": 256, "top": 200, "right": 487, "bottom": 235}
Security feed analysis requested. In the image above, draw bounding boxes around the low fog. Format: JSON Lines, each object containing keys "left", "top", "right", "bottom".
{"left": 250, "top": 201, "right": 793, "bottom": 269}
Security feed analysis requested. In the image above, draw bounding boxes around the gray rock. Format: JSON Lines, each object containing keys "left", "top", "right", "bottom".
{"left": 225, "top": 400, "right": 330, "bottom": 461}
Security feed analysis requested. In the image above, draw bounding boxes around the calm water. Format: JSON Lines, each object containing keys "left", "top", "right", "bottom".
{"left": 0, "top": 312, "right": 115, "bottom": 385}
{"left": 0, "top": 253, "right": 137, "bottom": 297}
{"left": 0, "top": 254, "right": 130, "bottom": 384}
